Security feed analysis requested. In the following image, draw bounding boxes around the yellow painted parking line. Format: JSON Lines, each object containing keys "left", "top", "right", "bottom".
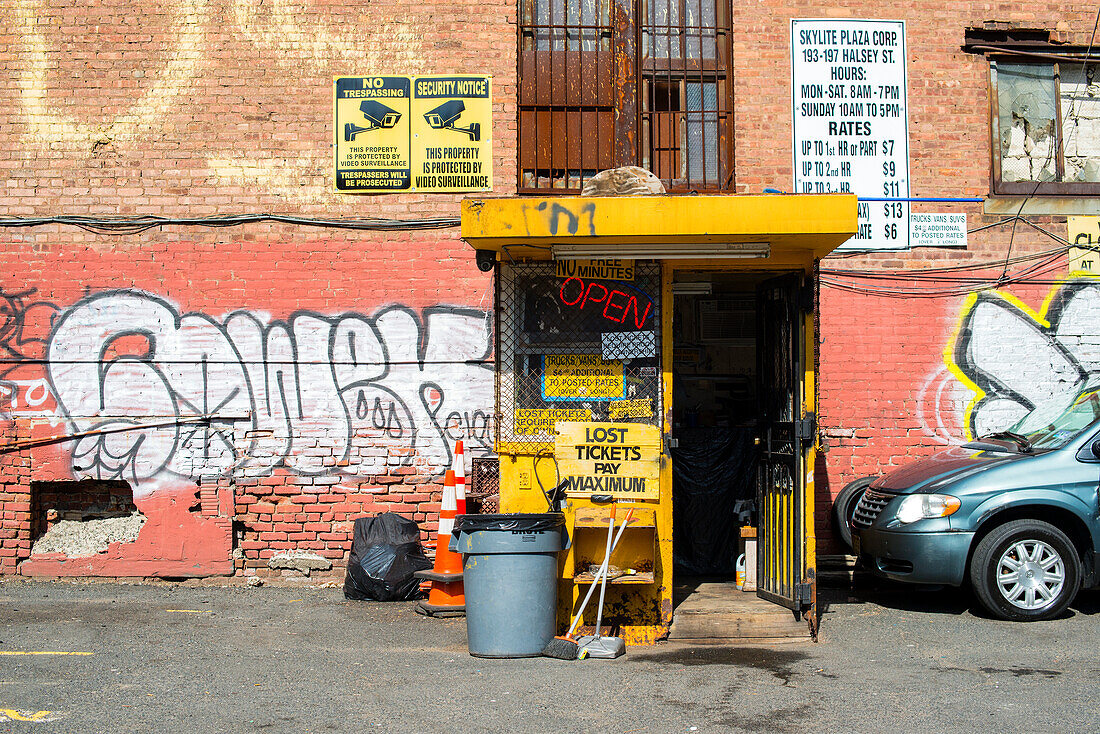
{"left": 0, "top": 709, "right": 58, "bottom": 722}
{"left": 166, "top": 609, "right": 213, "bottom": 613}
{"left": 0, "top": 652, "right": 92, "bottom": 656}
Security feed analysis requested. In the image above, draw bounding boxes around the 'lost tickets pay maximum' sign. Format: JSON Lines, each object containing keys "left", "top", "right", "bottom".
{"left": 333, "top": 75, "right": 492, "bottom": 193}
{"left": 555, "top": 422, "right": 661, "bottom": 500}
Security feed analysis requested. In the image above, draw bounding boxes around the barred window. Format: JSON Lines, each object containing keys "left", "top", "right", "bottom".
{"left": 519, "top": 0, "right": 733, "bottom": 193}
{"left": 992, "top": 60, "right": 1100, "bottom": 195}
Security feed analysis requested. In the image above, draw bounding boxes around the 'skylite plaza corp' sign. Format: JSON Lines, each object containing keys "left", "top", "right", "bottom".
{"left": 791, "top": 19, "right": 910, "bottom": 250}
{"left": 334, "top": 75, "right": 492, "bottom": 193}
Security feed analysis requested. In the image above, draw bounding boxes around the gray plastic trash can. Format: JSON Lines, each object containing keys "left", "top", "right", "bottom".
{"left": 449, "top": 513, "right": 569, "bottom": 658}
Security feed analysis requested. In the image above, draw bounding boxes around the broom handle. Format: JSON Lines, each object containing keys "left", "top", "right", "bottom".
{"left": 592, "top": 504, "right": 615, "bottom": 639}
{"left": 565, "top": 506, "right": 634, "bottom": 638}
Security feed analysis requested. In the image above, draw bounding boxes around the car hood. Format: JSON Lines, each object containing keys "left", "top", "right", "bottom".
{"left": 874, "top": 445, "right": 1029, "bottom": 493}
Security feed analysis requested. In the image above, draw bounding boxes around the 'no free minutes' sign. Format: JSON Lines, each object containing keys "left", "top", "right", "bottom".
{"left": 554, "top": 422, "right": 660, "bottom": 500}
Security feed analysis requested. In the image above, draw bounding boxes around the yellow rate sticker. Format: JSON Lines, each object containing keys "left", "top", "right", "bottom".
{"left": 608, "top": 398, "right": 653, "bottom": 420}
{"left": 1068, "top": 215, "right": 1100, "bottom": 273}
{"left": 513, "top": 408, "right": 593, "bottom": 435}
{"left": 542, "top": 354, "right": 624, "bottom": 401}
{"left": 554, "top": 422, "right": 661, "bottom": 499}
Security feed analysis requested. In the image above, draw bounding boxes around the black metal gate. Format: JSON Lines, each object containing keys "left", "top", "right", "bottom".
{"left": 755, "top": 273, "right": 809, "bottom": 613}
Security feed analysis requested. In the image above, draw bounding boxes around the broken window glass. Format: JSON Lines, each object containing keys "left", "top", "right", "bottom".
{"left": 994, "top": 60, "right": 1100, "bottom": 191}
{"left": 1059, "top": 63, "right": 1100, "bottom": 182}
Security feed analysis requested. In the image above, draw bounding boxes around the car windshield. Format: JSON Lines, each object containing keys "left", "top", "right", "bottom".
{"left": 1007, "top": 388, "right": 1100, "bottom": 450}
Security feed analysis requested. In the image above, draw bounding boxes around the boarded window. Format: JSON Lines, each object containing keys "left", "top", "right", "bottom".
{"left": 519, "top": 0, "right": 733, "bottom": 193}
{"left": 993, "top": 60, "right": 1100, "bottom": 195}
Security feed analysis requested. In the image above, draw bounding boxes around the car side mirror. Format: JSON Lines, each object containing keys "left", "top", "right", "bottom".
{"left": 1091, "top": 439, "right": 1100, "bottom": 459}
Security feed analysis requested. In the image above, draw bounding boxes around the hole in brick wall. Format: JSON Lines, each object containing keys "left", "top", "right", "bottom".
{"left": 29, "top": 479, "right": 145, "bottom": 558}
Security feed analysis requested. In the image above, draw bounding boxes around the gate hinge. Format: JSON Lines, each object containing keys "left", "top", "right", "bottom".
{"left": 795, "top": 582, "right": 813, "bottom": 605}
{"left": 796, "top": 412, "right": 817, "bottom": 441}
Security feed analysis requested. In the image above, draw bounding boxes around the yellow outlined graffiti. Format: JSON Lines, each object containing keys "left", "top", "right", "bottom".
{"left": 944, "top": 272, "right": 1100, "bottom": 440}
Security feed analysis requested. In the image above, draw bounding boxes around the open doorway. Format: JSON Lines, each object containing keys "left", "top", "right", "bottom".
{"left": 668, "top": 269, "right": 812, "bottom": 638}
{"left": 670, "top": 271, "right": 768, "bottom": 581}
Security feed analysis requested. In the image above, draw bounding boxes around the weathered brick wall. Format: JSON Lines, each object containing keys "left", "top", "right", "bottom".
{"left": 0, "top": 421, "right": 31, "bottom": 571}
{"left": 0, "top": 0, "right": 514, "bottom": 577}
{"left": 733, "top": 2, "right": 1100, "bottom": 551}
{"left": 2, "top": 0, "right": 1097, "bottom": 570}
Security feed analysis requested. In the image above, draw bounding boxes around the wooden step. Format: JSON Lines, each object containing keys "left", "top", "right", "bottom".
{"left": 669, "top": 582, "right": 810, "bottom": 641}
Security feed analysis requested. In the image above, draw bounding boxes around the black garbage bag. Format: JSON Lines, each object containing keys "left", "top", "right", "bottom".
{"left": 344, "top": 513, "right": 432, "bottom": 601}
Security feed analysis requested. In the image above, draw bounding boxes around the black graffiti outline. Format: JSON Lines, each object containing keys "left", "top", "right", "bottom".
{"left": 43, "top": 289, "right": 495, "bottom": 481}
{"left": 953, "top": 286, "right": 1090, "bottom": 437}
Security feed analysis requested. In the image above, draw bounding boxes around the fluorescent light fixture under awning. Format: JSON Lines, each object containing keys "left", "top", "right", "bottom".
{"left": 552, "top": 242, "right": 771, "bottom": 260}
{"left": 671, "top": 282, "right": 713, "bottom": 295}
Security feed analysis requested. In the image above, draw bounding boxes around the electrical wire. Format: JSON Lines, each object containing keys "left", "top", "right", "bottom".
{"left": 823, "top": 10, "right": 1100, "bottom": 300}
{"left": 0, "top": 213, "right": 460, "bottom": 235}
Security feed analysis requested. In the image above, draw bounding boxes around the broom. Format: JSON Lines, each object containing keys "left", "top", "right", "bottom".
{"left": 542, "top": 506, "right": 633, "bottom": 660}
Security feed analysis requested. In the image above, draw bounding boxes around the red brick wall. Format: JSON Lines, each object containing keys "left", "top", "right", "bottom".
{"left": 2, "top": 0, "right": 1097, "bottom": 571}
{"left": 730, "top": 2, "right": 1100, "bottom": 551}
{"left": 0, "top": 0, "right": 514, "bottom": 576}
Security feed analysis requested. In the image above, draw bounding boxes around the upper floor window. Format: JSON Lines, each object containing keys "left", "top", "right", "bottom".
{"left": 992, "top": 59, "right": 1100, "bottom": 195}
{"left": 519, "top": 0, "right": 733, "bottom": 193}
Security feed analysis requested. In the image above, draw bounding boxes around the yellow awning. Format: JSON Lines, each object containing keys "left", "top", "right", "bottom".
{"left": 461, "top": 193, "right": 858, "bottom": 261}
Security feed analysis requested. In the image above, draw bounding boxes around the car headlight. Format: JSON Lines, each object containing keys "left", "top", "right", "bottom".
{"left": 895, "top": 493, "right": 961, "bottom": 524}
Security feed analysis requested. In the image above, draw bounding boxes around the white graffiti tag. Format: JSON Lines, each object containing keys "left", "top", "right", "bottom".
{"left": 45, "top": 291, "right": 493, "bottom": 485}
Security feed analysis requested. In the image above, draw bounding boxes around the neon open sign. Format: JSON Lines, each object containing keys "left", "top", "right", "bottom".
{"left": 558, "top": 276, "right": 652, "bottom": 330}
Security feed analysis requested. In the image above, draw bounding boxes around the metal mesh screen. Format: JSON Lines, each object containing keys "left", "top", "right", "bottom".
{"left": 496, "top": 261, "right": 663, "bottom": 454}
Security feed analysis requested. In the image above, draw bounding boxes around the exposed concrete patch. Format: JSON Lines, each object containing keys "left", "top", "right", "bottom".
{"left": 267, "top": 551, "right": 332, "bottom": 576}
{"left": 31, "top": 513, "right": 146, "bottom": 557}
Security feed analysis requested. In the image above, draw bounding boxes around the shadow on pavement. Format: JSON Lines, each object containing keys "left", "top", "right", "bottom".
{"left": 820, "top": 576, "right": 1100, "bottom": 622}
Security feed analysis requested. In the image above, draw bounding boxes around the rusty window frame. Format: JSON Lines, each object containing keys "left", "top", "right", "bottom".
{"left": 518, "top": 0, "right": 734, "bottom": 194}
{"left": 990, "top": 57, "right": 1100, "bottom": 196}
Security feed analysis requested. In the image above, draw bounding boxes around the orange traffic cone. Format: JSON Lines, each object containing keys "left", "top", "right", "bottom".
{"left": 452, "top": 440, "right": 467, "bottom": 516}
{"left": 414, "top": 469, "right": 466, "bottom": 617}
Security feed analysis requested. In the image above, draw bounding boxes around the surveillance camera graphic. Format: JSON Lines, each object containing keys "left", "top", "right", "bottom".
{"left": 423, "top": 100, "right": 481, "bottom": 141}
{"left": 344, "top": 100, "right": 403, "bottom": 141}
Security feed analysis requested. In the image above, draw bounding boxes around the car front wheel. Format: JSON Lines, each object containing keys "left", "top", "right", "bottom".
{"left": 969, "top": 519, "right": 1081, "bottom": 622}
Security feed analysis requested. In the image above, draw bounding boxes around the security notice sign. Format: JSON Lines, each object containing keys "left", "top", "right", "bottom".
{"left": 412, "top": 76, "right": 493, "bottom": 192}
{"left": 334, "top": 75, "right": 492, "bottom": 193}
{"left": 555, "top": 422, "right": 661, "bottom": 500}
{"left": 791, "top": 19, "right": 910, "bottom": 250}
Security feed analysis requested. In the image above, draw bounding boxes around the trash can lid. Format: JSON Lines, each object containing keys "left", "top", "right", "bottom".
{"left": 454, "top": 512, "right": 566, "bottom": 533}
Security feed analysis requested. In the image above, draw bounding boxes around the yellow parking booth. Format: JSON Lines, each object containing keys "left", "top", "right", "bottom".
{"left": 461, "top": 194, "right": 857, "bottom": 644}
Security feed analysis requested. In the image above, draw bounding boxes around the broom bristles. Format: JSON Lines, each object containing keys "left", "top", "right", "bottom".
{"left": 542, "top": 635, "right": 579, "bottom": 660}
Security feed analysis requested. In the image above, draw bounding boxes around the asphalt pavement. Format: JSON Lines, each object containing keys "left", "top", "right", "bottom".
{"left": 1, "top": 576, "right": 1098, "bottom": 733}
